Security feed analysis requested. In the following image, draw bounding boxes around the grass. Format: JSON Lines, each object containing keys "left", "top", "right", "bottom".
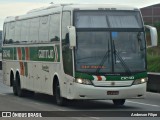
{"left": 147, "top": 47, "right": 160, "bottom": 72}
{"left": 147, "top": 54, "right": 160, "bottom": 72}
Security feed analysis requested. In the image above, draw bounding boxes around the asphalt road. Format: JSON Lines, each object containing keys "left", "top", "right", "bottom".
{"left": 0, "top": 71, "right": 159, "bottom": 120}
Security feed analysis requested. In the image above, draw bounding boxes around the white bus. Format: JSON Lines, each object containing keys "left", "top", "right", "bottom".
{"left": 2, "top": 4, "right": 157, "bottom": 106}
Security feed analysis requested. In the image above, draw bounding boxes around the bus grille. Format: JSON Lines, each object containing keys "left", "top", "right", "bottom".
{"left": 92, "top": 80, "right": 133, "bottom": 87}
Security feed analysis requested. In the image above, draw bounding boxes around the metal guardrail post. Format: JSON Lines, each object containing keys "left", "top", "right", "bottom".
{"left": 147, "top": 72, "right": 160, "bottom": 93}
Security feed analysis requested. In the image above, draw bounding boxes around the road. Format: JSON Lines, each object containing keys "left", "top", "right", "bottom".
{"left": 0, "top": 71, "right": 159, "bottom": 120}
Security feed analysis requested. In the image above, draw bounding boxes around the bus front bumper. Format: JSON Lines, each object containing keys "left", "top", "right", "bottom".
{"left": 71, "top": 83, "right": 146, "bottom": 100}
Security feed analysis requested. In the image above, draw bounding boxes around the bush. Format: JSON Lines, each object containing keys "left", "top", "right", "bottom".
{"left": 147, "top": 54, "right": 160, "bottom": 72}
{"left": 147, "top": 47, "right": 160, "bottom": 72}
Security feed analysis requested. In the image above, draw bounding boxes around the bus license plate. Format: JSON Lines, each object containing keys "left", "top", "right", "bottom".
{"left": 107, "top": 91, "right": 119, "bottom": 95}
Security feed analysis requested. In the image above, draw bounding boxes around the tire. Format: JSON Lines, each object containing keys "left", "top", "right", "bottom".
{"left": 113, "top": 99, "right": 126, "bottom": 106}
{"left": 55, "top": 81, "right": 66, "bottom": 106}
{"left": 13, "top": 80, "right": 18, "bottom": 96}
{"left": 16, "top": 75, "right": 25, "bottom": 97}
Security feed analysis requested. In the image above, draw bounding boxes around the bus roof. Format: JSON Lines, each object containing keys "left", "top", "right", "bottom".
{"left": 4, "top": 4, "right": 139, "bottom": 23}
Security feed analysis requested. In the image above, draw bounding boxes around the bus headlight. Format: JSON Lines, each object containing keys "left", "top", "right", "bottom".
{"left": 75, "top": 78, "right": 93, "bottom": 85}
{"left": 132, "top": 78, "right": 148, "bottom": 85}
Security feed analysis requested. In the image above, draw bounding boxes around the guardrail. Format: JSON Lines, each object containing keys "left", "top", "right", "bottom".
{"left": 147, "top": 72, "right": 160, "bottom": 93}
{"left": 0, "top": 53, "right": 1, "bottom": 70}
{"left": 0, "top": 61, "right": 1, "bottom": 70}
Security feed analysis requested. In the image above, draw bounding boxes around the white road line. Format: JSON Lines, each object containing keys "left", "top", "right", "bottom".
{"left": 57, "top": 108, "right": 66, "bottom": 111}
{"left": 0, "top": 93, "right": 6, "bottom": 95}
{"left": 127, "top": 100, "right": 160, "bottom": 107}
{"left": 72, "top": 117, "right": 100, "bottom": 120}
{"left": 33, "top": 102, "right": 66, "bottom": 111}
{"left": 33, "top": 102, "right": 42, "bottom": 105}
{"left": 82, "top": 114, "right": 100, "bottom": 119}
{"left": 89, "top": 117, "right": 100, "bottom": 120}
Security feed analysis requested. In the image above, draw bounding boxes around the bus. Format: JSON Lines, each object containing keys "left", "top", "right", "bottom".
{"left": 2, "top": 4, "right": 157, "bottom": 106}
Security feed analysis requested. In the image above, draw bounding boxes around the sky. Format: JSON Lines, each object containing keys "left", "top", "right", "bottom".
{"left": 0, "top": 0, "right": 160, "bottom": 30}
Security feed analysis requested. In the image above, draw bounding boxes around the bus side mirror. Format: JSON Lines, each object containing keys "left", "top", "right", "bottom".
{"left": 68, "top": 26, "right": 76, "bottom": 48}
{"left": 145, "top": 25, "right": 158, "bottom": 48}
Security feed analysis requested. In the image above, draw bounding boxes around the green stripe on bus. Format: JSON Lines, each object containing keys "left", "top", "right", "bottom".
{"left": 75, "top": 72, "right": 94, "bottom": 80}
{"left": 75, "top": 72, "right": 147, "bottom": 81}
{"left": 2, "top": 45, "right": 60, "bottom": 62}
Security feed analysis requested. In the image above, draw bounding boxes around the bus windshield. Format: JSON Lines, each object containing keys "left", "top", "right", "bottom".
{"left": 74, "top": 11, "right": 146, "bottom": 75}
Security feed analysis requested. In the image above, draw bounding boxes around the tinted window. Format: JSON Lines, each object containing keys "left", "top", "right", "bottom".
{"left": 9, "top": 22, "right": 15, "bottom": 43}
{"left": 29, "top": 18, "right": 39, "bottom": 42}
{"left": 15, "top": 21, "right": 22, "bottom": 43}
{"left": 62, "top": 12, "right": 70, "bottom": 41}
{"left": 4, "top": 23, "right": 9, "bottom": 44}
{"left": 75, "top": 12, "right": 108, "bottom": 28}
{"left": 21, "top": 20, "right": 30, "bottom": 43}
{"left": 75, "top": 11, "right": 142, "bottom": 28}
{"left": 62, "top": 11, "right": 73, "bottom": 76}
{"left": 107, "top": 11, "right": 142, "bottom": 28}
{"left": 39, "top": 16, "right": 49, "bottom": 42}
{"left": 4, "top": 22, "right": 15, "bottom": 44}
{"left": 49, "top": 14, "right": 60, "bottom": 42}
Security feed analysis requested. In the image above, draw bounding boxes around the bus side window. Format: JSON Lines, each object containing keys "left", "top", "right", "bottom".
{"left": 62, "top": 12, "right": 71, "bottom": 44}
{"left": 4, "top": 22, "right": 16, "bottom": 44}
{"left": 49, "top": 13, "right": 60, "bottom": 42}
{"left": 62, "top": 11, "right": 73, "bottom": 76}
{"left": 9, "top": 22, "right": 15, "bottom": 44}
{"left": 29, "top": 18, "right": 39, "bottom": 43}
{"left": 21, "top": 20, "right": 29, "bottom": 43}
{"left": 15, "top": 21, "right": 22, "bottom": 43}
{"left": 4, "top": 23, "right": 9, "bottom": 44}
{"left": 3, "top": 23, "right": 7, "bottom": 44}
{"left": 39, "top": 16, "right": 49, "bottom": 43}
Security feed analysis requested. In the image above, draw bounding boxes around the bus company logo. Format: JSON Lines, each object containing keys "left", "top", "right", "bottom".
{"left": 38, "top": 50, "right": 54, "bottom": 59}
{"left": 2, "top": 112, "right": 11, "bottom": 117}
{"left": 111, "top": 82, "right": 115, "bottom": 86}
{"left": 1, "top": 112, "right": 42, "bottom": 117}
{"left": 3, "top": 50, "right": 11, "bottom": 58}
{"left": 121, "top": 76, "right": 134, "bottom": 80}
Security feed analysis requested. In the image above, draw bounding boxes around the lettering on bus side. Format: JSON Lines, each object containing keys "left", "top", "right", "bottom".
{"left": 3, "top": 50, "right": 11, "bottom": 58}
{"left": 121, "top": 76, "right": 134, "bottom": 80}
{"left": 38, "top": 50, "right": 54, "bottom": 59}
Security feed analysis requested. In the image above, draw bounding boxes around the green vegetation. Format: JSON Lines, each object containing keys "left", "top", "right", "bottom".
{"left": 154, "top": 22, "right": 160, "bottom": 46}
{"left": 147, "top": 48, "right": 160, "bottom": 72}
{"left": 147, "top": 22, "right": 160, "bottom": 72}
{"left": 0, "top": 31, "right": 2, "bottom": 53}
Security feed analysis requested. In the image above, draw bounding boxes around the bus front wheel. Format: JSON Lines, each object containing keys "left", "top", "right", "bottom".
{"left": 112, "top": 99, "right": 126, "bottom": 106}
{"left": 55, "top": 81, "right": 66, "bottom": 106}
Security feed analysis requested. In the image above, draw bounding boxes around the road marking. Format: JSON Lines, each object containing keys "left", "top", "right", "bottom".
{"left": 127, "top": 100, "right": 160, "bottom": 107}
{"left": 57, "top": 108, "right": 66, "bottom": 111}
{"left": 72, "top": 117, "right": 100, "bottom": 120}
{"left": 33, "top": 102, "right": 42, "bottom": 105}
{"left": 89, "top": 117, "right": 100, "bottom": 120}
{"left": 33, "top": 102, "right": 66, "bottom": 111}
{"left": 0, "top": 93, "right": 6, "bottom": 95}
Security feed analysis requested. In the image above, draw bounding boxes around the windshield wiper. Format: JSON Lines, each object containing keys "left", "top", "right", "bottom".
{"left": 96, "top": 40, "right": 110, "bottom": 73}
{"left": 112, "top": 40, "right": 132, "bottom": 75}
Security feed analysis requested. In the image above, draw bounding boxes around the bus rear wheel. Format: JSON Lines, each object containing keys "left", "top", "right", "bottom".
{"left": 13, "top": 80, "right": 18, "bottom": 96}
{"left": 112, "top": 99, "right": 126, "bottom": 106}
{"left": 55, "top": 81, "right": 66, "bottom": 106}
{"left": 16, "top": 75, "right": 25, "bottom": 97}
